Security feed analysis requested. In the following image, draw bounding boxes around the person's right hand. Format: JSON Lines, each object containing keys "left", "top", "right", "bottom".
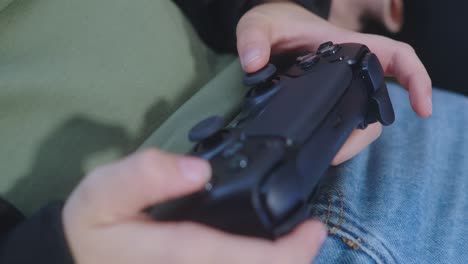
{"left": 62, "top": 149, "right": 327, "bottom": 264}
{"left": 237, "top": 2, "right": 432, "bottom": 165}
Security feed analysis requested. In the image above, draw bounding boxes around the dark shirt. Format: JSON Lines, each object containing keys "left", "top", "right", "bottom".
{"left": 364, "top": 0, "right": 468, "bottom": 96}
{"left": 172, "top": 0, "right": 256, "bottom": 53}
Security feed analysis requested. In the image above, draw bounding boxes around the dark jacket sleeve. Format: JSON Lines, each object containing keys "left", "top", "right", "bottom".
{"left": 173, "top": 0, "right": 331, "bottom": 53}
{"left": 172, "top": 0, "right": 256, "bottom": 53}
{"left": 0, "top": 201, "right": 74, "bottom": 264}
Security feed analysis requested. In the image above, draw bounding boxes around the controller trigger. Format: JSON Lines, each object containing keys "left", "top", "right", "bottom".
{"left": 361, "top": 53, "right": 384, "bottom": 94}
{"left": 368, "top": 84, "right": 396, "bottom": 126}
{"left": 361, "top": 52, "right": 395, "bottom": 126}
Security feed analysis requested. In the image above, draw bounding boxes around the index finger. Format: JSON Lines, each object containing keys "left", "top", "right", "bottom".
{"left": 340, "top": 32, "right": 433, "bottom": 118}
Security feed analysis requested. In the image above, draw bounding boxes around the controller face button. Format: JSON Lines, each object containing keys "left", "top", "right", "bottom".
{"left": 188, "top": 116, "right": 225, "bottom": 142}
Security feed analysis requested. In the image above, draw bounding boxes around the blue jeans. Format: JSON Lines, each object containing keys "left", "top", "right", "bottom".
{"left": 312, "top": 83, "right": 468, "bottom": 263}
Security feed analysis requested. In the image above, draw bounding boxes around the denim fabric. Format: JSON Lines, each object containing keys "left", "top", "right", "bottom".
{"left": 312, "top": 83, "right": 468, "bottom": 263}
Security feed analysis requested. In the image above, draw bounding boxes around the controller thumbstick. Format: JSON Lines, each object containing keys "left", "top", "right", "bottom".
{"left": 243, "top": 64, "right": 277, "bottom": 87}
{"left": 188, "top": 116, "right": 225, "bottom": 142}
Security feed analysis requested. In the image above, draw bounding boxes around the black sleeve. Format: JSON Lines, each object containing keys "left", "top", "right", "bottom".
{"left": 173, "top": 0, "right": 331, "bottom": 53}
{"left": 172, "top": 0, "right": 256, "bottom": 53}
{"left": 0, "top": 202, "right": 75, "bottom": 264}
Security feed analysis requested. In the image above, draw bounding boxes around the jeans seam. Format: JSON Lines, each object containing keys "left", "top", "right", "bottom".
{"left": 311, "top": 186, "right": 399, "bottom": 264}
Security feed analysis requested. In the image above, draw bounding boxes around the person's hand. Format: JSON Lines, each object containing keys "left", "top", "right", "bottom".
{"left": 63, "top": 149, "right": 327, "bottom": 263}
{"left": 237, "top": 2, "right": 432, "bottom": 165}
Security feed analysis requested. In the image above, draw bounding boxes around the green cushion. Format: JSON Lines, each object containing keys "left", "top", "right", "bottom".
{"left": 141, "top": 60, "right": 245, "bottom": 154}
{"left": 0, "top": 0, "right": 234, "bottom": 214}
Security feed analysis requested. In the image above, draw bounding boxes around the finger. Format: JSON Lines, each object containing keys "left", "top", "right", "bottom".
{"left": 338, "top": 32, "right": 433, "bottom": 118}
{"left": 331, "top": 123, "right": 382, "bottom": 166}
{"left": 236, "top": 10, "right": 272, "bottom": 73}
{"left": 275, "top": 21, "right": 432, "bottom": 118}
{"left": 148, "top": 220, "right": 327, "bottom": 264}
{"left": 67, "top": 148, "right": 211, "bottom": 224}
{"left": 383, "top": 41, "right": 432, "bottom": 118}
{"left": 273, "top": 220, "right": 328, "bottom": 263}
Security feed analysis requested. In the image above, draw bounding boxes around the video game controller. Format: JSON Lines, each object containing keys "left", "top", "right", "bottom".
{"left": 148, "top": 41, "right": 395, "bottom": 239}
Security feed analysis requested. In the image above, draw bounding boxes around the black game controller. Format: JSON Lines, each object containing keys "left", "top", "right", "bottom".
{"left": 148, "top": 42, "right": 395, "bottom": 239}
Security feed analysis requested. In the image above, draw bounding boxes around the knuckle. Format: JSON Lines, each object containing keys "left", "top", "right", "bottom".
{"left": 371, "top": 124, "right": 383, "bottom": 140}
{"left": 398, "top": 42, "right": 416, "bottom": 54}
{"left": 132, "top": 148, "right": 179, "bottom": 189}
{"left": 73, "top": 165, "right": 109, "bottom": 207}
{"left": 237, "top": 9, "right": 269, "bottom": 37}
{"left": 237, "top": 12, "right": 256, "bottom": 34}
{"left": 137, "top": 148, "right": 162, "bottom": 163}
{"left": 133, "top": 149, "right": 164, "bottom": 177}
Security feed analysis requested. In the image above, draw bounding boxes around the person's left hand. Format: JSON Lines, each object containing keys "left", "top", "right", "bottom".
{"left": 63, "top": 149, "right": 327, "bottom": 264}
{"left": 236, "top": 2, "right": 432, "bottom": 165}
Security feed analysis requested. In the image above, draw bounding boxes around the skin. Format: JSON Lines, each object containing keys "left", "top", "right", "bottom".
{"left": 63, "top": 2, "right": 432, "bottom": 263}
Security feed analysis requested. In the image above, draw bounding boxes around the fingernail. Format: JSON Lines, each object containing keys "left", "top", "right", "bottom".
{"left": 241, "top": 48, "right": 262, "bottom": 68}
{"left": 178, "top": 157, "right": 211, "bottom": 183}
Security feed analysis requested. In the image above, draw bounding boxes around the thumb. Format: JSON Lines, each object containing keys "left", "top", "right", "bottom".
{"left": 236, "top": 11, "right": 272, "bottom": 73}
{"left": 66, "top": 149, "right": 211, "bottom": 225}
